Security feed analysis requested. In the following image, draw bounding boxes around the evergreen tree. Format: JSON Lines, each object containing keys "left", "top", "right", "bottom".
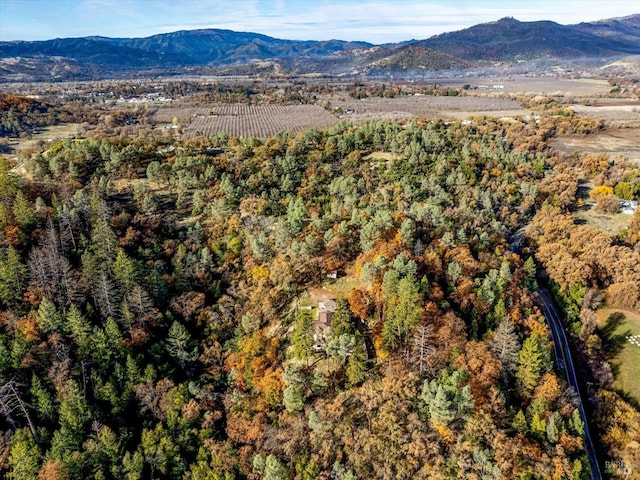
{"left": 516, "top": 332, "right": 545, "bottom": 398}
{"left": 113, "top": 248, "right": 138, "bottom": 296}
{"left": 524, "top": 256, "right": 537, "bottom": 290}
{"left": 165, "top": 321, "right": 199, "bottom": 368}
{"left": 7, "top": 428, "right": 40, "bottom": 480}
{"left": 0, "top": 246, "right": 27, "bottom": 308}
{"left": 283, "top": 385, "right": 304, "bottom": 413}
{"left": 530, "top": 412, "right": 546, "bottom": 441}
{"left": 331, "top": 298, "right": 354, "bottom": 337}
{"left": 383, "top": 274, "right": 422, "bottom": 351}
{"left": 513, "top": 409, "right": 528, "bottom": 434}
{"left": 345, "top": 341, "right": 368, "bottom": 385}
{"left": 36, "top": 297, "right": 63, "bottom": 335}
{"left": 67, "top": 304, "right": 92, "bottom": 357}
{"left": 546, "top": 412, "right": 559, "bottom": 443}
{"left": 264, "top": 454, "right": 288, "bottom": 480}
{"left": 0, "top": 156, "right": 19, "bottom": 200}
{"left": 30, "top": 374, "right": 54, "bottom": 423}
{"left": 12, "top": 191, "right": 38, "bottom": 231}
{"left": 291, "top": 309, "right": 314, "bottom": 362}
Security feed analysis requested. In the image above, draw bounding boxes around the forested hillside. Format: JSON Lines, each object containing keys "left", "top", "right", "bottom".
{"left": 0, "top": 110, "right": 638, "bottom": 479}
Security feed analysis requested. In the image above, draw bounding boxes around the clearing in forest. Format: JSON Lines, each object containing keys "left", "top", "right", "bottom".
{"left": 597, "top": 308, "right": 640, "bottom": 403}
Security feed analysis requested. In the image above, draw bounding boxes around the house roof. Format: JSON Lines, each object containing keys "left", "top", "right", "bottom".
{"left": 319, "top": 297, "right": 337, "bottom": 312}
{"left": 316, "top": 310, "right": 332, "bottom": 332}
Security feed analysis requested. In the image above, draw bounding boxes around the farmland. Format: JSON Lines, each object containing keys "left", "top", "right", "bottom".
{"left": 330, "top": 94, "right": 522, "bottom": 122}
{"left": 552, "top": 127, "right": 640, "bottom": 167}
{"left": 152, "top": 94, "right": 523, "bottom": 139}
{"left": 597, "top": 309, "right": 640, "bottom": 403}
{"left": 571, "top": 102, "right": 640, "bottom": 128}
{"left": 154, "top": 103, "right": 337, "bottom": 138}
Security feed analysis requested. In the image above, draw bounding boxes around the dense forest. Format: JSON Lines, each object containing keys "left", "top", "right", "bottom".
{"left": 0, "top": 100, "right": 639, "bottom": 480}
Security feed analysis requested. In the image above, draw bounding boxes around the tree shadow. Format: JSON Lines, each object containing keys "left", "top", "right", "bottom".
{"left": 613, "top": 387, "right": 640, "bottom": 411}
{"left": 598, "top": 311, "right": 631, "bottom": 359}
{"left": 0, "top": 144, "right": 14, "bottom": 155}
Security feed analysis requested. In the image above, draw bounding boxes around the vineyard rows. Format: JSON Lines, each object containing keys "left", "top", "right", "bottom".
{"left": 153, "top": 96, "right": 522, "bottom": 138}
{"left": 175, "top": 104, "right": 338, "bottom": 138}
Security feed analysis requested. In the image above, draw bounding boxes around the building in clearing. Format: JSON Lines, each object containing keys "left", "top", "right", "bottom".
{"left": 314, "top": 297, "right": 337, "bottom": 347}
{"left": 621, "top": 200, "right": 638, "bottom": 214}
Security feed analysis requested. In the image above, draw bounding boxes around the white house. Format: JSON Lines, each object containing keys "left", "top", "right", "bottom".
{"left": 621, "top": 200, "right": 638, "bottom": 214}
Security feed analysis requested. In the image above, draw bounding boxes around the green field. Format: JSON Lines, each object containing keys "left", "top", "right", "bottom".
{"left": 597, "top": 308, "right": 640, "bottom": 402}
{"left": 4, "top": 123, "right": 81, "bottom": 164}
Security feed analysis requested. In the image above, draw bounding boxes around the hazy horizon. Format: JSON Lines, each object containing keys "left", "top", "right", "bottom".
{"left": 1, "top": 0, "right": 638, "bottom": 44}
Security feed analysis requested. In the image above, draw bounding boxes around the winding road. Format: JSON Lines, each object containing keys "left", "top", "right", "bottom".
{"left": 509, "top": 228, "right": 602, "bottom": 479}
{"left": 537, "top": 289, "right": 603, "bottom": 480}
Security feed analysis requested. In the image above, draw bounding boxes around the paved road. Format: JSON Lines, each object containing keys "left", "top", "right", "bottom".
{"left": 538, "top": 289, "right": 603, "bottom": 480}
{"left": 509, "top": 229, "right": 602, "bottom": 479}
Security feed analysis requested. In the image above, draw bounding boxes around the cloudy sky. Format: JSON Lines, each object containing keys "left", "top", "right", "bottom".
{"left": 1, "top": 0, "right": 638, "bottom": 43}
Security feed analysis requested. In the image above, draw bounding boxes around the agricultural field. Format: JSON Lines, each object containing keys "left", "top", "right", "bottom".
{"left": 432, "top": 76, "right": 612, "bottom": 96}
{"left": 152, "top": 96, "right": 524, "bottom": 139}
{"left": 330, "top": 94, "right": 522, "bottom": 122}
{"left": 597, "top": 308, "right": 640, "bottom": 403}
{"left": 552, "top": 127, "right": 640, "bottom": 167}
{"left": 154, "top": 103, "right": 338, "bottom": 138}
{"left": 571, "top": 102, "right": 640, "bottom": 128}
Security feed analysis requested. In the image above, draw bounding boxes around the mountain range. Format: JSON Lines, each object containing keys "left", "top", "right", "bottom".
{"left": 1, "top": 14, "right": 639, "bottom": 81}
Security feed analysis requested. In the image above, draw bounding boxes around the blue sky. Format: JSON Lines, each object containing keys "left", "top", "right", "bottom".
{"left": 1, "top": 0, "right": 638, "bottom": 43}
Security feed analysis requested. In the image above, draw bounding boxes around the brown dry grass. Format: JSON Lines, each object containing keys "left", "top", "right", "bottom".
{"left": 552, "top": 127, "right": 640, "bottom": 167}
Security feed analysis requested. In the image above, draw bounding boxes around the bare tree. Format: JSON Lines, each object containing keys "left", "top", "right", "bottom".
{"left": 28, "top": 221, "right": 81, "bottom": 307}
{"left": 404, "top": 324, "right": 437, "bottom": 379}
{"left": 0, "top": 378, "right": 39, "bottom": 443}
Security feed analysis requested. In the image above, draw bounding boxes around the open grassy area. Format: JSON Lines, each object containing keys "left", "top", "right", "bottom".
{"left": 572, "top": 203, "right": 635, "bottom": 235}
{"left": 307, "top": 275, "right": 360, "bottom": 303}
{"left": 4, "top": 123, "right": 82, "bottom": 164}
{"left": 597, "top": 308, "right": 640, "bottom": 403}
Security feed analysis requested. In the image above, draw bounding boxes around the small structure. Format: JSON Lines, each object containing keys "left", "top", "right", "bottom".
{"left": 620, "top": 200, "right": 638, "bottom": 214}
{"left": 314, "top": 297, "right": 337, "bottom": 348}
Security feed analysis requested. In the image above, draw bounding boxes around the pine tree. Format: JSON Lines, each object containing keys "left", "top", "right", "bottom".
{"left": 30, "top": 374, "right": 54, "bottom": 422}
{"left": 331, "top": 298, "right": 354, "bottom": 336}
{"left": 383, "top": 274, "right": 422, "bottom": 351}
{"left": 12, "top": 190, "right": 38, "bottom": 231}
{"left": 546, "top": 412, "right": 559, "bottom": 443}
{"left": 7, "top": 428, "right": 41, "bottom": 480}
{"left": 516, "top": 332, "right": 544, "bottom": 398}
{"left": 291, "top": 309, "right": 314, "bottom": 362}
{"left": 430, "top": 384, "right": 455, "bottom": 423}
{"left": 530, "top": 412, "right": 546, "bottom": 441}
{"left": 264, "top": 454, "right": 288, "bottom": 480}
{"left": 37, "top": 297, "right": 63, "bottom": 335}
{"left": 0, "top": 156, "right": 19, "bottom": 200}
{"left": 524, "top": 256, "right": 537, "bottom": 290}
{"left": 0, "top": 246, "right": 27, "bottom": 307}
{"left": 283, "top": 385, "right": 304, "bottom": 413}
{"left": 569, "top": 408, "right": 584, "bottom": 436}
{"left": 345, "top": 341, "right": 368, "bottom": 385}
{"left": 165, "top": 321, "right": 198, "bottom": 368}
{"left": 67, "top": 304, "right": 91, "bottom": 357}
{"left": 513, "top": 409, "right": 528, "bottom": 434}
{"left": 114, "top": 248, "right": 138, "bottom": 296}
